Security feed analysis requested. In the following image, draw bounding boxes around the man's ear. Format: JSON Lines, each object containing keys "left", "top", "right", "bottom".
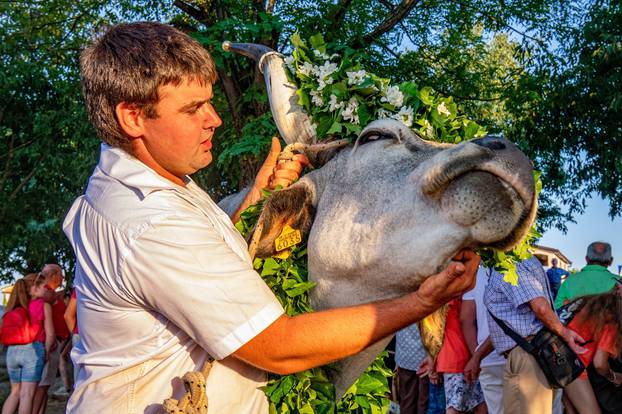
{"left": 115, "top": 102, "right": 145, "bottom": 138}
{"left": 252, "top": 182, "right": 316, "bottom": 258}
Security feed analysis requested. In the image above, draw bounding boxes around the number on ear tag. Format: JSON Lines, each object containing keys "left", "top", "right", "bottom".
{"left": 275, "top": 225, "right": 302, "bottom": 252}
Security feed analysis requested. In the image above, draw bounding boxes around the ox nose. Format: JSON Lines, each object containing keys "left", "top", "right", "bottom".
{"left": 471, "top": 136, "right": 506, "bottom": 150}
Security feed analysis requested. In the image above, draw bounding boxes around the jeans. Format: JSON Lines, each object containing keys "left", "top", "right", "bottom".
{"left": 6, "top": 341, "right": 45, "bottom": 383}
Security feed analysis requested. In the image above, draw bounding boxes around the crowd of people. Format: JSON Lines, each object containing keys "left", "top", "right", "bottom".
{"left": 395, "top": 241, "right": 622, "bottom": 414}
{"left": 1, "top": 264, "right": 78, "bottom": 414}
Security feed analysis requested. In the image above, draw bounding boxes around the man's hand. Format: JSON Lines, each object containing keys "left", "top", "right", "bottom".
{"left": 463, "top": 354, "right": 481, "bottom": 383}
{"left": 416, "top": 249, "right": 479, "bottom": 310}
{"left": 416, "top": 355, "right": 434, "bottom": 378}
{"left": 428, "top": 369, "right": 441, "bottom": 385}
{"left": 561, "top": 327, "right": 587, "bottom": 355}
{"left": 232, "top": 137, "right": 310, "bottom": 223}
{"left": 254, "top": 137, "right": 309, "bottom": 191}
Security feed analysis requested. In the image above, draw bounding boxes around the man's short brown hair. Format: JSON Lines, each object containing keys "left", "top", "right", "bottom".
{"left": 80, "top": 22, "right": 218, "bottom": 152}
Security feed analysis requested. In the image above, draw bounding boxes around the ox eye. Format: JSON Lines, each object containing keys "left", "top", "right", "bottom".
{"left": 357, "top": 132, "right": 396, "bottom": 146}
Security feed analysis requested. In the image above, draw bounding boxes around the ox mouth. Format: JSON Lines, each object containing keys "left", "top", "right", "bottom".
{"left": 440, "top": 170, "right": 536, "bottom": 251}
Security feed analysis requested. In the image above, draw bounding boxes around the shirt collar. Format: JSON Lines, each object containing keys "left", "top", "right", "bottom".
{"left": 581, "top": 264, "right": 609, "bottom": 272}
{"left": 97, "top": 143, "right": 190, "bottom": 198}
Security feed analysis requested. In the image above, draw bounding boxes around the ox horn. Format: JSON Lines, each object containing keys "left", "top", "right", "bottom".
{"left": 222, "top": 41, "right": 318, "bottom": 145}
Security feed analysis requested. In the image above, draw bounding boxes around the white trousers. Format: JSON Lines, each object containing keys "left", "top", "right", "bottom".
{"left": 480, "top": 364, "right": 505, "bottom": 414}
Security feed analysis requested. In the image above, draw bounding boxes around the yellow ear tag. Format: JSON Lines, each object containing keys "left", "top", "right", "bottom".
{"left": 274, "top": 224, "right": 302, "bottom": 252}
{"left": 273, "top": 249, "right": 292, "bottom": 260}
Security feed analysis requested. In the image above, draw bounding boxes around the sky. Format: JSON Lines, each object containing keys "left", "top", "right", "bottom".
{"left": 539, "top": 195, "right": 622, "bottom": 274}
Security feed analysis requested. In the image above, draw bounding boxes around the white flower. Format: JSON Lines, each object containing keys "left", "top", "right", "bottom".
{"left": 422, "top": 119, "right": 435, "bottom": 138}
{"left": 298, "top": 62, "right": 315, "bottom": 77}
{"left": 316, "top": 61, "right": 338, "bottom": 90}
{"left": 346, "top": 70, "right": 367, "bottom": 86}
{"left": 393, "top": 106, "right": 414, "bottom": 127}
{"left": 381, "top": 85, "right": 404, "bottom": 108}
{"left": 342, "top": 98, "right": 360, "bottom": 124}
{"left": 284, "top": 55, "right": 295, "bottom": 72}
{"left": 328, "top": 94, "right": 344, "bottom": 112}
{"left": 437, "top": 102, "right": 451, "bottom": 117}
{"left": 377, "top": 108, "right": 392, "bottom": 119}
{"left": 313, "top": 49, "right": 331, "bottom": 61}
{"left": 310, "top": 90, "right": 324, "bottom": 106}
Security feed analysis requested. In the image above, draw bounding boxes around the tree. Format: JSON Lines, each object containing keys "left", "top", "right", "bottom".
{"left": 0, "top": 1, "right": 169, "bottom": 278}
{"left": 506, "top": 0, "right": 622, "bottom": 229}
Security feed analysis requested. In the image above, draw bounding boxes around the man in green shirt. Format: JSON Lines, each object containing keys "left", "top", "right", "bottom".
{"left": 554, "top": 241, "right": 619, "bottom": 308}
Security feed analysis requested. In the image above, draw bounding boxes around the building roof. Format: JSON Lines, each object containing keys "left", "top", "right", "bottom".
{"left": 531, "top": 244, "right": 572, "bottom": 265}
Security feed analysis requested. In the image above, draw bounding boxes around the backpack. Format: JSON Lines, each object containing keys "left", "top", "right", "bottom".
{"left": 1, "top": 307, "right": 36, "bottom": 346}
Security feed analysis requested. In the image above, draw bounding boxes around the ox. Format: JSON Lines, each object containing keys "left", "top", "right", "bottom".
{"left": 221, "top": 42, "right": 537, "bottom": 398}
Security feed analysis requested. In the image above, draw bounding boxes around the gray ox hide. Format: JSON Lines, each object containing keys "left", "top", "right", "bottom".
{"left": 221, "top": 42, "right": 537, "bottom": 398}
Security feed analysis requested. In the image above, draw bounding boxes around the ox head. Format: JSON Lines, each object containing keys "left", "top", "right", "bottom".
{"left": 224, "top": 41, "right": 537, "bottom": 397}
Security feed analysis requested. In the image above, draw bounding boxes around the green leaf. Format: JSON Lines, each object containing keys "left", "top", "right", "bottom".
{"left": 326, "top": 121, "right": 343, "bottom": 135}
{"left": 309, "top": 33, "right": 326, "bottom": 53}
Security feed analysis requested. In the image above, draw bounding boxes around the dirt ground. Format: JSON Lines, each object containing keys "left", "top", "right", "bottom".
{"left": 0, "top": 346, "right": 68, "bottom": 414}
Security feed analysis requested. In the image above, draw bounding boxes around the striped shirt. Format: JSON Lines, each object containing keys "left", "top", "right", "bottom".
{"left": 484, "top": 257, "right": 554, "bottom": 353}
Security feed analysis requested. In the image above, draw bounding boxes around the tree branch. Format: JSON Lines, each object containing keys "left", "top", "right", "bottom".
{"left": 328, "top": 0, "right": 354, "bottom": 32}
{"left": 447, "top": 0, "right": 548, "bottom": 49}
{"left": 8, "top": 153, "right": 44, "bottom": 201}
{"left": 266, "top": 0, "right": 277, "bottom": 14}
{"left": 217, "top": 70, "right": 243, "bottom": 132}
{"left": 173, "top": 0, "right": 209, "bottom": 23}
{"left": 362, "top": 0, "right": 420, "bottom": 45}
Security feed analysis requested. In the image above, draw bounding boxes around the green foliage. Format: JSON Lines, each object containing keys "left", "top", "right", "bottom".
{"left": 285, "top": 34, "right": 487, "bottom": 144}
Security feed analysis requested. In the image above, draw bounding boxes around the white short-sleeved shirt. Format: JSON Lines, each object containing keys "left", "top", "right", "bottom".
{"left": 63, "top": 144, "right": 284, "bottom": 413}
{"left": 462, "top": 266, "right": 506, "bottom": 367}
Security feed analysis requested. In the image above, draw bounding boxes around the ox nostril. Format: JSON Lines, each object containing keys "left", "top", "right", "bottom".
{"left": 471, "top": 137, "right": 506, "bottom": 150}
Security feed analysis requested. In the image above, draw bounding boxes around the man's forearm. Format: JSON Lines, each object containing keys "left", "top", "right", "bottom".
{"left": 234, "top": 290, "right": 441, "bottom": 374}
{"left": 234, "top": 250, "right": 479, "bottom": 375}
{"left": 473, "top": 337, "right": 494, "bottom": 360}
{"left": 231, "top": 186, "right": 262, "bottom": 223}
{"left": 529, "top": 296, "right": 564, "bottom": 336}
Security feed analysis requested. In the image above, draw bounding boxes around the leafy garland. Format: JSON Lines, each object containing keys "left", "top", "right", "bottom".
{"left": 235, "top": 195, "right": 392, "bottom": 413}
{"left": 235, "top": 33, "right": 542, "bottom": 413}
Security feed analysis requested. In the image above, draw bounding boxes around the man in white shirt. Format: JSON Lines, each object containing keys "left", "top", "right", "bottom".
{"left": 462, "top": 266, "right": 507, "bottom": 414}
{"left": 64, "top": 21, "right": 480, "bottom": 413}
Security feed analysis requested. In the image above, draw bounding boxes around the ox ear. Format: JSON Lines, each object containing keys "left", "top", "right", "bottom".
{"left": 251, "top": 182, "right": 315, "bottom": 258}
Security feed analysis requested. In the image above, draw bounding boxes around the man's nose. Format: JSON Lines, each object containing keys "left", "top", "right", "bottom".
{"left": 203, "top": 103, "right": 222, "bottom": 129}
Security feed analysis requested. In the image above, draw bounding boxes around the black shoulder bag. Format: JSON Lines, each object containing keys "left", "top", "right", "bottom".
{"left": 488, "top": 311, "right": 585, "bottom": 388}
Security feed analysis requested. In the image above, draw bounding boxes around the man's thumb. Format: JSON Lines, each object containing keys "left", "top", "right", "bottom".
{"left": 266, "top": 137, "right": 281, "bottom": 163}
{"left": 446, "top": 261, "right": 466, "bottom": 279}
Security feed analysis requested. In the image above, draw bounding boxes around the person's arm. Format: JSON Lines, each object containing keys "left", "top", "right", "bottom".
{"left": 529, "top": 296, "right": 586, "bottom": 354}
{"left": 460, "top": 299, "right": 478, "bottom": 354}
{"left": 464, "top": 337, "right": 494, "bottom": 382}
{"left": 593, "top": 349, "right": 622, "bottom": 386}
{"left": 233, "top": 250, "right": 479, "bottom": 375}
{"left": 43, "top": 302, "right": 56, "bottom": 356}
{"left": 64, "top": 295, "right": 77, "bottom": 333}
{"left": 231, "top": 137, "right": 309, "bottom": 223}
